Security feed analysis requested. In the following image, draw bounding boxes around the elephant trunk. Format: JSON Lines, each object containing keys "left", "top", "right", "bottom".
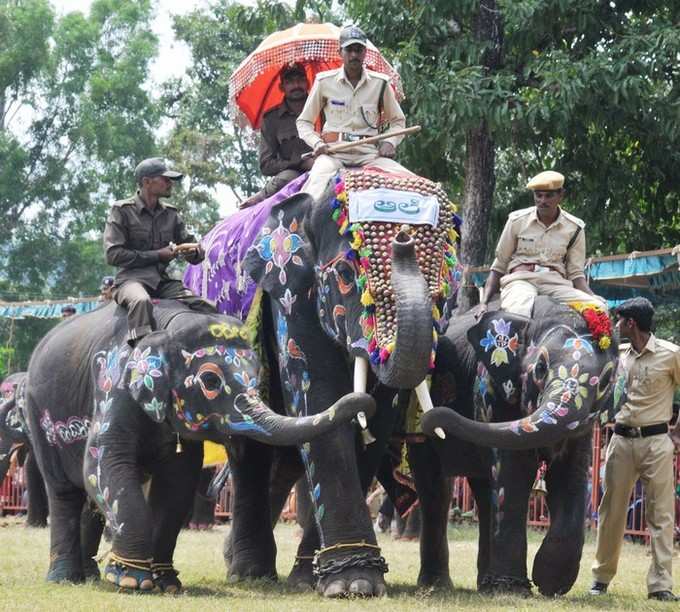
{"left": 422, "top": 393, "right": 592, "bottom": 451}
{"left": 227, "top": 391, "right": 376, "bottom": 446}
{"left": 378, "top": 231, "right": 433, "bottom": 389}
{"left": 0, "top": 397, "right": 26, "bottom": 443}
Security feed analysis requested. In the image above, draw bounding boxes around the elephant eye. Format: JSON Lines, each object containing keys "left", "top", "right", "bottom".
{"left": 532, "top": 353, "right": 549, "bottom": 385}
{"left": 335, "top": 262, "right": 355, "bottom": 286}
{"left": 201, "top": 372, "right": 223, "bottom": 392}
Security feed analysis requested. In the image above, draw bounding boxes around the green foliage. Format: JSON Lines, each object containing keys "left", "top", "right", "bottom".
{"left": 164, "top": 0, "right": 339, "bottom": 208}
{"left": 346, "top": 0, "right": 680, "bottom": 256}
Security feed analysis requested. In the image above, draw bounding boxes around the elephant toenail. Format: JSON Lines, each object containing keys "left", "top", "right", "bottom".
{"left": 324, "top": 579, "right": 348, "bottom": 597}
{"left": 349, "top": 578, "right": 373, "bottom": 595}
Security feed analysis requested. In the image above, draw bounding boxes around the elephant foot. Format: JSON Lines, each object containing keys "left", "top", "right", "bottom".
{"left": 532, "top": 536, "right": 581, "bottom": 596}
{"left": 287, "top": 557, "right": 315, "bottom": 591}
{"left": 417, "top": 571, "right": 454, "bottom": 592}
{"left": 46, "top": 556, "right": 84, "bottom": 583}
{"left": 479, "top": 574, "right": 532, "bottom": 597}
{"left": 318, "top": 567, "right": 387, "bottom": 598}
{"left": 82, "top": 556, "right": 101, "bottom": 581}
{"left": 104, "top": 560, "right": 154, "bottom": 591}
{"left": 227, "top": 557, "right": 277, "bottom": 583}
{"left": 152, "top": 565, "right": 182, "bottom": 594}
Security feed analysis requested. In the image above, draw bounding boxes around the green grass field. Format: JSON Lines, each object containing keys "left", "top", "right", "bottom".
{"left": 0, "top": 516, "right": 672, "bottom": 611}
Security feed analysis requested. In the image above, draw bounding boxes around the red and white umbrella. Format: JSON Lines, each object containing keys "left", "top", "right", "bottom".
{"left": 229, "top": 22, "right": 404, "bottom": 129}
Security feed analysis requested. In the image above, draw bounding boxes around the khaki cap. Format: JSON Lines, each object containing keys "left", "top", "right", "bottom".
{"left": 526, "top": 170, "right": 564, "bottom": 191}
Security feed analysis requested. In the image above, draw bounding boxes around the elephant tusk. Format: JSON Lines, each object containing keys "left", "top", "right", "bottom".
{"left": 354, "top": 357, "right": 369, "bottom": 430}
{"left": 415, "top": 380, "right": 446, "bottom": 439}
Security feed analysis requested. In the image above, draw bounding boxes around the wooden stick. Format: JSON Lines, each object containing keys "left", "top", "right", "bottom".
{"left": 301, "top": 125, "right": 421, "bottom": 159}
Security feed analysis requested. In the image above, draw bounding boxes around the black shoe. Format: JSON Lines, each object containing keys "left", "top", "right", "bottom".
{"left": 589, "top": 581, "right": 608, "bottom": 595}
{"left": 648, "top": 591, "right": 678, "bottom": 601}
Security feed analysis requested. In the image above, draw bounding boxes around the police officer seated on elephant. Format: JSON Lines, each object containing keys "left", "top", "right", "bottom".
{"left": 103, "top": 158, "right": 213, "bottom": 346}
{"left": 296, "top": 25, "right": 412, "bottom": 203}
{"left": 240, "top": 63, "right": 314, "bottom": 209}
{"left": 477, "top": 170, "right": 606, "bottom": 319}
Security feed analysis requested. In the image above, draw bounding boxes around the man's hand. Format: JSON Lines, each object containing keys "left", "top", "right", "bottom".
{"left": 474, "top": 302, "right": 488, "bottom": 321}
{"left": 314, "top": 142, "right": 329, "bottom": 157}
{"left": 670, "top": 424, "right": 680, "bottom": 452}
{"left": 158, "top": 246, "right": 176, "bottom": 263}
{"left": 378, "top": 141, "right": 396, "bottom": 158}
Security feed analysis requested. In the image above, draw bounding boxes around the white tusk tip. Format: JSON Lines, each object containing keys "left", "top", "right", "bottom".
{"left": 435, "top": 427, "right": 446, "bottom": 440}
{"left": 357, "top": 412, "right": 367, "bottom": 429}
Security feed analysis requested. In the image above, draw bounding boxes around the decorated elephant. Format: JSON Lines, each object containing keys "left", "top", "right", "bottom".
{"left": 0, "top": 372, "right": 49, "bottom": 527}
{"left": 415, "top": 296, "right": 621, "bottom": 596}
{"left": 23, "top": 300, "right": 373, "bottom": 592}
{"left": 186, "top": 168, "right": 461, "bottom": 597}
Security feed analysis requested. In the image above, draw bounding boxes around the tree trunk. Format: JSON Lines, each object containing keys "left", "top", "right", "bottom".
{"left": 458, "top": 0, "right": 503, "bottom": 314}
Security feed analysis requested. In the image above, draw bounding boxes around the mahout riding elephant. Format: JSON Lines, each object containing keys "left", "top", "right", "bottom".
{"left": 213, "top": 169, "right": 460, "bottom": 597}
{"left": 23, "top": 300, "right": 373, "bottom": 592}
{"left": 0, "top": 372, "right": 49, "bottom": 527}
{"left": 416, "top": 296, "right": 621, "bottom": 596}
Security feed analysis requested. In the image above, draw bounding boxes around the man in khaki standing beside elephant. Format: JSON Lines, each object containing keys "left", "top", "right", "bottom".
{"left": 477, "top": 170, "right": 606, "bottom": 319}
{"left": 590, "top": 297, "right": 680, "bottom": 601}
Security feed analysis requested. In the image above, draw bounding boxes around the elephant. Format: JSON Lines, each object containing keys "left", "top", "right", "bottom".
{"left": 0, "top": 372, "right": 49, "bottom": 527}
{"left": 413, "top": 296, "right": 621, "bottom": 596}
{"left": 22, "top": 299, "right": 374, "bottom": 592}
{"left": 214, "top": 169, "right": 461, "bottom": 597}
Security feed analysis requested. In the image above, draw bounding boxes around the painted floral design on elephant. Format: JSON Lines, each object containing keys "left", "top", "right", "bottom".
{"left": 480, "top": 319, "right": 520, "bottom": 367}
{"left": 254, "top": 209, "right": 305, "bottom": 285}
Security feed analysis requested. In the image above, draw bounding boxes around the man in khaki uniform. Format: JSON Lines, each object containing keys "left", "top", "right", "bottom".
{"left": 478, "top": 170, "right": 605, "bottom": 318}
{"left": 241, "top": 64, "right": 313, "bottom": 208}
{"left": 103, "top": 158, "right": 210, "bottom": 346}
{"left": 590, "top": 298, "right": 680, "bottom": 601}
{"left": 296, "top": 25, "right": 411, "bottom": 202}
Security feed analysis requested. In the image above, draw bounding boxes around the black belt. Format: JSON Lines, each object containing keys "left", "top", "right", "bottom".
{"left": 614, "top": 423, "right": 668, "bottom": 438}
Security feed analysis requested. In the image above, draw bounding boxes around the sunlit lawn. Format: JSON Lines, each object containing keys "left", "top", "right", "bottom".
{"left": 0, "top": 515, "right": 672, "bottom": 611}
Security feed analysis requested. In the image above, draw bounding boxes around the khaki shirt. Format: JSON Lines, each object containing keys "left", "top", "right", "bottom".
{"left": 296, "top": 67, "right": 406, "bottom": 156}
{"left": 259, "top": 101, "right": 311, "bottom": 176}
{"left": 490, "top": 206, "right": 586, "bottom": 280}
{"left": 616, "top": 336, "right": 680, "bottom": 427}
{"left": 103, "top": 192, "right": 203, "bottom": 289}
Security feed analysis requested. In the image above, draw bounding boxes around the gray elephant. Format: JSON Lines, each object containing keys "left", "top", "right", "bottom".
{"left": 0, "top": 372, "right": 49, "bottom": 527}
{"left": 215, "top": 169, "right": 460, "bottom": 597}
{"left": 23, "top": 300, "right": 373, "bottom": 592}
{"left": 414, "top": 296, "right": 621, "bottom": 596}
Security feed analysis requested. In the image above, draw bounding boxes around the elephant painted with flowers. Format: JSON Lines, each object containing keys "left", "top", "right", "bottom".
{"left": 22, "top": 300, "right": 373, "bottom": 592}
{"left": 197, "top": 169, "right": 460, "bottom": 597}
{"left": 414, "top": 296, "right": 621, "bottom": 596}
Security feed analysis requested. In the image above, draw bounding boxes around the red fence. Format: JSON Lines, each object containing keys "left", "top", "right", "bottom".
{"left": 3, "top": 426, "right": 679, "bottom": 543}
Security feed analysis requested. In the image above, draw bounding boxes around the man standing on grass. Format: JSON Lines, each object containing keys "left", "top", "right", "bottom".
{"left": 590, "top": 297, "right": 680, "bottom": 601}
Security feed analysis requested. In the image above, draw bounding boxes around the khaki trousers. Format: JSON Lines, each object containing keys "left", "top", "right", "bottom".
{"left": 591, "top": 432, "right": 675, "bottom": 593}
{"left": 500, "top": 270, "right": 607, "bottom": 318}
{"left": 302, "top": 151, "right": 412, "bottom": 202}
{"left": 114, "top": 279, "right": 212, "bottom": 344}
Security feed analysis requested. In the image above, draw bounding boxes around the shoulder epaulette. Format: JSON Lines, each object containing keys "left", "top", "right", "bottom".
{"left": 111, "top": 197, "right": 135, "bottom": 207}
{"left": 560, "top": 209, "right": 586, "bottom": 229}
{"left": 366, "top": 69, "right": 390, "bottom": 81}
{"left": 315, "top": 68, "right": 339, "bottom": 80}
{"left": 507, "top": 207, "right": 534, "bottom": 221}
{"left": 162, "top": 202, "right": 177, "bottom": 210}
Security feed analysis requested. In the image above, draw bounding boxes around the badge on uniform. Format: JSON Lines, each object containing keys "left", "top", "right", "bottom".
{"left": 330, "top": 99, "right": 345, "bottom": 106}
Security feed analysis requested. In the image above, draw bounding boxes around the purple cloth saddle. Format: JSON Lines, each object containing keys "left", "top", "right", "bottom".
{"left": 183, "top": 173, "right": 308, "bottom": 319}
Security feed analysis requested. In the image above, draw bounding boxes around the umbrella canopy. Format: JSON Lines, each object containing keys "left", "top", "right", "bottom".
{"left": 229, "top": 22, "right": 404, "bottom": 129}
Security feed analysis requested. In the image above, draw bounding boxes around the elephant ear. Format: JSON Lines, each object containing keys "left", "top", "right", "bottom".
{"left": 244, "top": 193, "right": 315, "bottom": 298}
{"left": 467, "top": 311, "right": 529, "bottom": 404}
{"left": 123, "top": 331, "right": 173, "bottom": 423}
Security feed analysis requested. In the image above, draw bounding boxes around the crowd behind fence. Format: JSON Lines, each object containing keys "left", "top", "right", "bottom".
{"left": 3, "top": 425, "right": 680, "bottom": 543}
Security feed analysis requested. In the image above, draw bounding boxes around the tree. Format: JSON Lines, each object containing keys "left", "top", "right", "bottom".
{"left": 345, "top": 0, "right": 680, "bottom": 267}
{"left": 164, "top": 0, "right": 340, "bottom": 213}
